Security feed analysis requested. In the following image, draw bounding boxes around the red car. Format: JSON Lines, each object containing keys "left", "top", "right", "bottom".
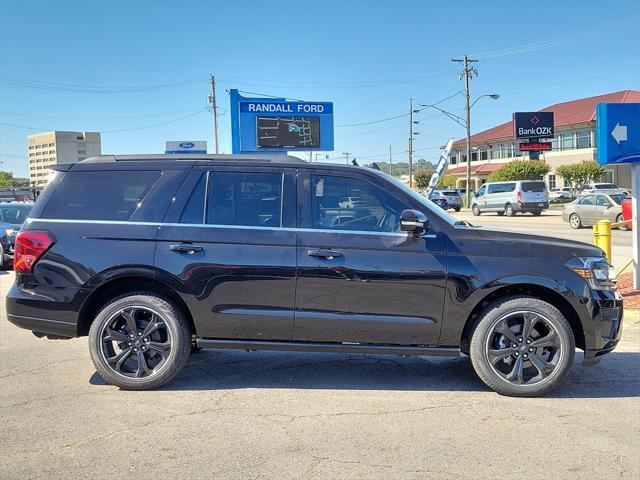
{"left": 621, "top": 198, "right": 633, "bottom": 230}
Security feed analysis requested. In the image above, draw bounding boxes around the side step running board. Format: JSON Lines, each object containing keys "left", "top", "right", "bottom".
{"left": 195, "top": 338, "right": 460, "bottom": 357}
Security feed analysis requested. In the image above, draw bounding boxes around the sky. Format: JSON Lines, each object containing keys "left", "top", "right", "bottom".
{"left": 0, "top": 0, "right": 639, "bottom": 177}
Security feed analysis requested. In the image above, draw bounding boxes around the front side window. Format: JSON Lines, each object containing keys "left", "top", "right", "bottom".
{"left": 311, "top": 175, "right": 407, "bottom": 232}
{"left": 206, "top": 172, "right": 282, "bottom": 227}
{"left": 477, "top": 185, "right": 486, "bottom": 196}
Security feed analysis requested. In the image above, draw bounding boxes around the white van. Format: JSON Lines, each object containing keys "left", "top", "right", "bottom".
{"left": 471, "top": 180, "right": 548, "bottom": 216}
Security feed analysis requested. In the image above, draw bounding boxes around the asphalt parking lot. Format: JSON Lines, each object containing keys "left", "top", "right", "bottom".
{"left": 1, "top": 270, "right": 639, "bottom": 479}
{"left": 452, "top": 208, "right": 634, "bottom": 270}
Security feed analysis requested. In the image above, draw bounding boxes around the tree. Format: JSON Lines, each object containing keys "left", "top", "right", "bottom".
{"left": 556, "top": 161, "right": 605, "bottom": 191}
{"left": 436, "top": 175, "right": 457, "bottom": 189}
{"left": 487, "top": 160, "right": 550, "bottom": 182}
{"left": 0, "top": 171, "right": 15, "bottom": 189}
{"left": 414, "top": 171, "right": 432, "bottom": 189}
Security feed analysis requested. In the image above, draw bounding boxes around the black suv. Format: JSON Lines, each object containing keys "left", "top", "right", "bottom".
{"left": 6, "top": 155, "right": 623, "bottom": 396}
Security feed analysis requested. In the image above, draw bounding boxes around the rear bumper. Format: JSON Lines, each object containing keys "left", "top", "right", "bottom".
{"left": 514, "top": 201, "right": 548, "bottom": 211}
{"left": 5, "top": 281, "right": 85, "bottom": 337}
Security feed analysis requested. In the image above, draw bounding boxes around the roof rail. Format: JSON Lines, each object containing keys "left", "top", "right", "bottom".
{"left": 81, "top": 154, "right": 307, "bottom": 164}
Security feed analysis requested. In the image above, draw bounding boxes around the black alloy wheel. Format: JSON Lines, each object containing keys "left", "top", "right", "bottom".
{"left": 89, "top": 293, "right": 191, "bottom": 390}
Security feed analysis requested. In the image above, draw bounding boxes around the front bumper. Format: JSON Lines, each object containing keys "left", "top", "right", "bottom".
{"left": 579, "top": 289, "right": 624, "bottom": 365}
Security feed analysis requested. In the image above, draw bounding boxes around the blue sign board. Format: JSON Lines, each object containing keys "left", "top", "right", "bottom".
{"left": 596, "top": 103, "right": 640, "bottom": 165}
{"left": 230, "top": 89, "right": 334, "bottom": 154}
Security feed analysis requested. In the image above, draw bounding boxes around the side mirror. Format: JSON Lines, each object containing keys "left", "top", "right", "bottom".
{"left": 603, "top": 202, "right": 612, "bottom": 208}
{"left": 400, "top": 209, "right": 429, "bottom": 234}
{"left": 474, "top": 191, "right": 479, "bottom": 197}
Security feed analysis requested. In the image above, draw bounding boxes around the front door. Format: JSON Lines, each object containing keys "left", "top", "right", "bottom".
{"left": 156, "top": 166, "right": 297, "bottom": 340}
{"left": 294, "top": 171, "right": 447, "bottom": 345}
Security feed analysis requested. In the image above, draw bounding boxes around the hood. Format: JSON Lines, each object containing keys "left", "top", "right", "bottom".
{"left": 452, "top": 226, "right": 603, "bottom": 261}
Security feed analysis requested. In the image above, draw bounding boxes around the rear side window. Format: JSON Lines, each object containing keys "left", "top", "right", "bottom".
{"left": 487, "top": 183, "right": 515, "bottom": 194}
{"left": 522, "top": 181, "right": 545, "bottom": 192}
{"left": 206, "top": 172, "right": 282, "bottom": 227}
{"left": 41, "top": 170, "right": 160, "bottom": 221}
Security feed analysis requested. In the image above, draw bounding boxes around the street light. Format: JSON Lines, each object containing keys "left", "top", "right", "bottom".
{"left": 418, "top": 93, "right": 499, "bottom": 206}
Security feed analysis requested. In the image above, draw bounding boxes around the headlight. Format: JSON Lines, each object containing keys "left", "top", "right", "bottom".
{"left": 566, "top": 257, "right": 617, "bottom": 290}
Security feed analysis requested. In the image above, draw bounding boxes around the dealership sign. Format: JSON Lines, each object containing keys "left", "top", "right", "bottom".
{"left": 165, "top": 141, "right": 207, "bottom": 154}
{"left": 230, "top": 89, "right": 334, "bottom": 154}
{"left": 513, "top": 112, "right": 555, "bottom": 139}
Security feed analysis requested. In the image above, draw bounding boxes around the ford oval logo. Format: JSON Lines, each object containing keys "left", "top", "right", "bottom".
{"left": 179, "top": 142, "right": 195, "bottom": 149}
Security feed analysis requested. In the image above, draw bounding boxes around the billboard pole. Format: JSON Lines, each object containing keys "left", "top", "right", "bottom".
{"left": 209, "top": 75, "right": 219, "bottom": 154}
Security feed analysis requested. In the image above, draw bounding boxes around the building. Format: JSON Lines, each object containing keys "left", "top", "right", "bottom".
{"left": 445, "top": 90, "right": 640, "bottom": 191}
{"left": 27, "top": 131, "right": 101, "bottom": 186}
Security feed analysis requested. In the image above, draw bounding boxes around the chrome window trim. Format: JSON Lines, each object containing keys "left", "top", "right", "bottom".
{"left": 26, "top": 218, "right": 411, "bottom": 237}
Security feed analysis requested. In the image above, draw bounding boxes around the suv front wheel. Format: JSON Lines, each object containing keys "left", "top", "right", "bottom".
{"left": 88, "top": 292, "right": 191, "bottom": 390}
{"left": 469, "top": 296, "right": 575, "bottom": 397}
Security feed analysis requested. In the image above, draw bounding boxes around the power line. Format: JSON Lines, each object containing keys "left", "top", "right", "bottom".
{"left": 0, "top": 107, "right": 207, "bottom": 120}
{"left": 0, "top": 109, "right": 208, "bottom": 133}
{"left": 0, "top": 74, "right": 208, "bottom": 93}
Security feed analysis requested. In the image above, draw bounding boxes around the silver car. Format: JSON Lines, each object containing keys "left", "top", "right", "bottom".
{"left": 437, "top": 189, "right": 462, "bottom": 212}
{"left": 562, "top": 192, "right": 629, "bottom": 229}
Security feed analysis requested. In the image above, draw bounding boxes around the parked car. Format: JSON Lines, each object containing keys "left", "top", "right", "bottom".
{"left": 0, "top": 203, "right": 33, "bottom": 269}
{"left": 549, "top": 187, "right": 574, "bottom": 201}
{"left": 621, "top": 198, "right": 632, "bottom": 230}
{"left": 437, "top": 189, "right": 462, "bottom": 212}
{"left": 6, "top": 154, "right": 622, "bottom": 396}
{"left": 562, "top": 192, "right": 629, "bottom": 229}
{"left": 581, "top": 183, "right": 628, "bottom": 196}
{"left": 471, "top": 180, "right": 548, "bottom": 216}
{"left": 428, "top": 191, "right": 449, "bottom": 210}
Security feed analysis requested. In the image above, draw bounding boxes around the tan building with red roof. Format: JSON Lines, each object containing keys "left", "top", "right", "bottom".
{"left": 446, "top": 90, "right": 639, "bottom": 191}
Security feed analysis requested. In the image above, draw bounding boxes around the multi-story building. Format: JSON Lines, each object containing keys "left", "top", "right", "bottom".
{"left": 27, "top": 131, "right": 101, "bottom": 186}
{"left": 445, "top": 90, "right": 639, "bottom": 191}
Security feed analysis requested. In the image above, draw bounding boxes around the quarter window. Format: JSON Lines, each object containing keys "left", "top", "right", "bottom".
{"left": 310, "top": 175, "right": 407, "bottom": 232}
{"left": 206, "top": 172, "right": 282, "bottom": 227}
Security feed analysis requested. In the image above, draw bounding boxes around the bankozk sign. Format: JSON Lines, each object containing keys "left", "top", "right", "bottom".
{"left": 513, "top": 112, "right": 555, "bottom": 139}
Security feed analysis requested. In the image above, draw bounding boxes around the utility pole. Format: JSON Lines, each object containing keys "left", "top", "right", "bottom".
{"left": 208, "top": 75, "right": 219, "bottom": 154}
{"left": 343, "top": 152, "right": 351, "bottom": 165}
{"left": 408, "top": 98, "right": 414, "bottom": 188}
{"left": 452, "top": 55, "right": 478, "bottom": 208}
{"left": 389, "top": 145, "right": 393, "bottom": 175}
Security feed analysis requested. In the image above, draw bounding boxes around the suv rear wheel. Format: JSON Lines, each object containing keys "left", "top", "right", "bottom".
{"left": 469, "top": 296, "right": 575, "bottom": 397}
{"left": 88, "top": 292, "right": 191, "bottom": 390}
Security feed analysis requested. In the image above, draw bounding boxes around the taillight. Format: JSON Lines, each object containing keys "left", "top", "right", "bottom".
{"left": 517, "top": 191, "right": 522, "bottom": 203}
{"left": 13, "top": 230, "right": 55, "bottom": 272}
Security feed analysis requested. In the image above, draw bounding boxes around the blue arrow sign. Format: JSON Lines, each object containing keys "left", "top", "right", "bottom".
{"left": 596, "top": 103, "right": 640, "bottom": 165}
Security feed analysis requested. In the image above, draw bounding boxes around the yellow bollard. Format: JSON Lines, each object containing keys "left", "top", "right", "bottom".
{"left": 596, "top": 219, "right": 612, "bottom": 262}
{"left": 593, "top": 223, "right": 599, "bottom": 247}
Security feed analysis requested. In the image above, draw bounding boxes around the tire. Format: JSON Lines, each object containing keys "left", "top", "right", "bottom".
{"left": 0, "top": 245, "right": 5, "bottom": 270}
{"left": 617, "top": 214, "right": 630, "bottom": 231}
{"left": 469, "top": 296, "right": 575, "bottom": 397}
{"left": 454, "top": 207, "right": 461, "bottom": 212}
{"left": 88, "top": 292, "right": 191, "bottom": 390}
{"left": 532, "top": 210, "right": 542, "bottom": 216}
{"left": 505, "top": 204, "right": 515, "bottom": 217}
{"left": 569, "top": 213, "right": 582, "bottom": 229}
{"left": 472, "top": 205, "right": 481, "bottom": 216}
{"left": 496, "top": 211, "right": 504, "bottom": 216}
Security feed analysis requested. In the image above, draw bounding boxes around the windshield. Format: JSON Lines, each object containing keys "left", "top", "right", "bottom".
{"left": 609, "top": 193, "right": 629, "bottom": 205}
{"left": 372, "top": 170, "right": 460, "bottom": 226}
{"left": 0, "top": 204, "right": 32, "bottom": 224}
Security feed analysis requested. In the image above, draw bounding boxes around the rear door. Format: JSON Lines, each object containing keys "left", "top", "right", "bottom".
{"left": 156, "top": 166, "right": 297, "bottom": 340}
{"left": 575, "top": 195, "right": 598, "bottom": 223}
{"left": 521, "top": 181, "right": 547, "bottom": 205}
{"left": 294, "top": 169, "right": 447, "bottom": 345}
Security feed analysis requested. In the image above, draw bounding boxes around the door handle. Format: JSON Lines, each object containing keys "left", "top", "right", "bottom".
{"left": 169, "top": 244, "right": 203, "bottom": 254}
{"left": 307, "top": 248, "right": 342, "bottom": 259}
